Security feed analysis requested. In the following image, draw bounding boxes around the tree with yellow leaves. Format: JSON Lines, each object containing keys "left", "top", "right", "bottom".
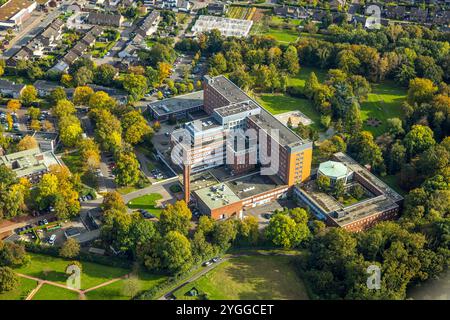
{"left": 17, "top": 135, "right": 38, "bottom": 151}
{"left": 6, "top": 99, "right": 21, "bottom": 113}
{"left": 73, "top": 86, "right": 94, "bottom": 106}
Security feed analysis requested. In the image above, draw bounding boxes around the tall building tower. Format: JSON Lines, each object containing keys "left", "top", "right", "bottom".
{"left": 183, "top": 163, "right": 191, "bottom": 204}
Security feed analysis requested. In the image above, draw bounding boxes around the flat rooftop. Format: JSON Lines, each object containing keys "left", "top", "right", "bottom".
{"left": 149, "top": 90, "right": 204, "bottom": 116}
{"left": 194, "top": 183, "right": 241, "bottom": 210}
{"left": 248, "top": 109, "right": 307, "bottom": 148}
{"left": 226, "top": 173, "right": 285, "bottom": 200}
{"left": 297, "top": 152, "right": 403, "bottom": 227}
{"left": 214, "top": 100, "right": 260, "bottom": 118}
{"left": 0, "top": 147, "right": 60, "bottom": 178}
{"left": 205, "top": 75, "right": 249, "bottom": 104}
{"left": 186, "top": 116, "right": 222, "bottom": 134}
{"left": 332, "top": 152, "right": 403, "bottom": 203}
{"left": 0, "top": 0, "right": 35, "bottom": 22}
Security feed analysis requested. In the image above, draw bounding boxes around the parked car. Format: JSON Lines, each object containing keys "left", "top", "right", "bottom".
{"left": 212, "top": 257, "right": 220, "bottom": 263}
{"left": 202, "top": 261, "right": 212, "bottom": 267}
{"left": 261, "top": 213, "right": 273, "bottom": 220}
{"left": 48, "top": 234, "right": 56, "bottom": 245}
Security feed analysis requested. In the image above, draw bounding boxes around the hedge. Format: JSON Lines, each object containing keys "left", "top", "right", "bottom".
{"left": 23, "top": 242, "right": 132, "bottom": 269}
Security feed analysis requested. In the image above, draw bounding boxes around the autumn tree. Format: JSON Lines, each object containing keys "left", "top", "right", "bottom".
{"left": 121, "top": 110, "right": 152, "bottom": 145}
{"left": 6, "top": 99, "right": 21, "bottom": 113}
{"left": 113, "top": 151, "right": 140, "bottom": 186}
{"left": 59, "top": 238, "right": 80, "bottom": 258}
{"left": 158, "top": 201, "right": 192, "bottom": 235}
{"left": 73, "top": 86, "right": 94, "bottom": 106}
{"left": 407, "top": 78, "right": 437, "bottom": 105}
{"left": 20, "top": 85, "right": 37, "bottom": 106}
{"left": 17, "top": 135, "right": 38, "bottom": 151}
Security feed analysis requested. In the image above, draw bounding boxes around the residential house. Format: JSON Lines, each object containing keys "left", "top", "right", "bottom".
{"left": 0, "top": 79, "right": 26, "bottom": 98}
{"left": 135, "top": 10, "right": 161, "bottom": 37}
{"left": 87, "top": 11, "right": 124, "bottom": 27}
{"left": 207, "top": 2, "right": 227, "bottom": 16}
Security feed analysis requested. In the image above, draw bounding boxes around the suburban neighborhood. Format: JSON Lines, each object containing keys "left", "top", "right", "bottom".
{"left": 0, "top": 0, "right": 448, "bottom": 304}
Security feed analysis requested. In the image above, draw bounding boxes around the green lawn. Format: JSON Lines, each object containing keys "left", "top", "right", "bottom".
{"left": 85, "top": 269, "right": 167, "bottom": 300}
{"left": 0, "top": 277, "right": 37, "bottom": 300}
{"left": 360, "top": 81, "right": 406, "bottom": 137}
{"left": 173, "top": 254, "right": 309, "bottom": 300}
{"left": 127, "top": 193, "right": 163, "bottom": 216}
{"left": 263, "top": 66, "right": 406, "bottom": 137}
{"left": 264, "top": 28, "right": 299, "bottom": 43}
{"left": 32, "top": 284, "right": 80, "bottom": 300}
{"left": 270, "top": 16, "right": 302, "bottom": 26}
{"left": 15, "top": 253, "right": 129, "bottom": 291}
{"left": 256, "top": 93, "right": 322, "bottom": 130}
{"left": 287, "top": 66, "right": 327, "bottom": 88}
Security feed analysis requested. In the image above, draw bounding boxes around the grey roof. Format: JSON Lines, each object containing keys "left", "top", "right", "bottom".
{"left": 88, "top": 12, "right": 123, "bottom": 26}
{"left": 0, "top": 79, "right": 25, "bottom": 92}
{"left": 149, "top": 90, "right": 204, "bottom": 116}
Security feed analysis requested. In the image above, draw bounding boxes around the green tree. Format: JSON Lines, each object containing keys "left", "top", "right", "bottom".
{"left": 316, "top": 175, "right": 331, "bottom": 192}
{"left": 404, "top": 125, "right": 436, "bottom": 157}
{"left": 20, "top": 85, "right": 37, "bottom": 106}
{"left": 283, "top": 45, "right": 300, "bottom": 75}
{"left": 159, "top": 201, "right": 192, "bottom": 235}
{"left": 59, "top": 238, "right": 80, "bottom": 258}
{"left": 52, "top": 99, "right": 76, "bottom": 119}
{"left": 113, "top": 151, "right": 140, "bottom": 186}
{"left": 266, "top": 213, "right": 309, "bottom": 249}
{"left": 0, "top": 267, "right": 19, "bottom": 293}
{"left": 94, "top": 64, "right": 117, "bottom": 86}
{"left": 74, "top": 66, "right": 94, "bottom": 86}
{"left": 122, "top": 73, "right": 148, "bottom": 102}
{"left": 407, "top": 78, "right": 437, "bottom": 105}
{"left": 121, "top": 110, "right": 152, "bottom": 145}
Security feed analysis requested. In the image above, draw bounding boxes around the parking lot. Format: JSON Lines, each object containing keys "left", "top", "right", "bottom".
{"left": 0, "top": 107, "right": 56, "bottom": 133}
{"left": 14, "top": 217, "right": 89, "bottom": 247}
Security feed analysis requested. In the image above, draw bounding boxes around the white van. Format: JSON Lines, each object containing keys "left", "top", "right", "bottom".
{"left": 48, "top": 234, "right": 56, "bottom": 245}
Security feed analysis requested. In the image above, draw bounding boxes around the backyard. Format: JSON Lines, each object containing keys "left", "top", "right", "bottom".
{"left": 173, "top": 253, "right": 309, "bottom": 300}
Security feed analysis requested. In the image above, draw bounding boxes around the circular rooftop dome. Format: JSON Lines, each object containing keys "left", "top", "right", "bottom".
{"left": 318, "top": 161, "right": 348, "bottom": 180}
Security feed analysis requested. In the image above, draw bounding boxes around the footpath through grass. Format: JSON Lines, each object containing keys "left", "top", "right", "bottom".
{"left": 85, "top": 269, "right": 167, "bottom": 300}
{"left": 173, "top": 254, "right": 309, "bottom": 300}
{"left": 31, "top": 284, "right": 80, "bottom": 300}
{"left": 14, "top": 253, "right": 129, "bottom": 291}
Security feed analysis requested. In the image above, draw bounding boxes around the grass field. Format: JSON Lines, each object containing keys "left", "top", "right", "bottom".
{"left": 126, "top": 193, "right": 163, "bottom": 216}
{"left": 262, "top": 66, "right": 406, "bottom": 136}
{"left": 15, "top": 253, "right": 129, "bottom": 291}
{"left": 0, "top": 277, "right": 37, "bottom": 300}
{"left": 360, "top": 81, "right": 406, "bottom": 136}
{"left": 32, "top": 284, "right": 80, "bottom": 300}
{"left": 256, "top": 94, "right": 321, "bottom": 130}
{"left": 85, "top": 269, "right": 167, "bottom": 300}
{"left": 173, "top": 254, "right": 309, "bottom": 300}
{"left": 264, "top": 28, "right": 299, "bottom": 43}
